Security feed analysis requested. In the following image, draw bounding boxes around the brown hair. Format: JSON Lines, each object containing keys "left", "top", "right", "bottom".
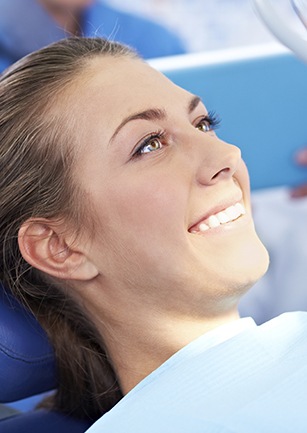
{"left": 0, "top": 37, "right": 137, "bottom": 420}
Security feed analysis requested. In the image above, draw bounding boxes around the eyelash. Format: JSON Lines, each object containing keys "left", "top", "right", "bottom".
{"left": 198, "top": 110, "right": 221, "bottom": 131}
{"left": 132, "top": 110, "right": 221, "bottom": 158}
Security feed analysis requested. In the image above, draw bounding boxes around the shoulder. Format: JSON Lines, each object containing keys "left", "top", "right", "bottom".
{"left": 259, "top": 311, "right": 307, "bottom": 335}
{"left": 85, "top": 313, "right": 307, "bottom": 433}
{"left": 256, "top": 311, "right": 307, "bottom": 350}
{"left": 86, "top": 409, "right": 235, "bottom": 433}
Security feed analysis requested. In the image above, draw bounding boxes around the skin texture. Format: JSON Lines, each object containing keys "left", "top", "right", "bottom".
{"left": 18, "top": 56, "right": 269, "bottom": 394}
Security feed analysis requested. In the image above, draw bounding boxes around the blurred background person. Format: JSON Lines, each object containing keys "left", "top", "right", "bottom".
{"left": 109, "top": 0, "right": 301, "bottom": 52}
{"left": 0, "top": 0, "right": 186, "bottom": 72}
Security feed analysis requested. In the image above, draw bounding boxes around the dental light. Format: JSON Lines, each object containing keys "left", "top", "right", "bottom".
{"left": 253, "top": 0, "right": 307, "bottom": 63}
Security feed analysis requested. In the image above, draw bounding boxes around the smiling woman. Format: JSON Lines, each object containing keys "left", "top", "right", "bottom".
{"left": 0, "top": 37, "right": 306, "bottom": 432}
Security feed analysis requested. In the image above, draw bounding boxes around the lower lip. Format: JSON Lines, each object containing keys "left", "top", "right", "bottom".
{"left": 189, "top": 212, "right": 252, "bottom": 236}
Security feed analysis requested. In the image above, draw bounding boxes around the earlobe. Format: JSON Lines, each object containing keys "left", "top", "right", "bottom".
{"left": 18, "top": 220, "right": 98, "bottom": 281}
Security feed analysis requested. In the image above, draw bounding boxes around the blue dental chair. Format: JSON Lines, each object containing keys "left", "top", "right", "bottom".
{"left": 1, "top": 44, "right": 307, "bottom": 432}
{"left": 0, "top": 283, "right": 93, "bottom": 432}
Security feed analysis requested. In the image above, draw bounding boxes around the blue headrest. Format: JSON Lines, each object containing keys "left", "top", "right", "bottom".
{"left": 0, "top": 409, "right": 92, "bottom": 432}
{"left": 0, "top": 284, "right": 56, "bottom": 403}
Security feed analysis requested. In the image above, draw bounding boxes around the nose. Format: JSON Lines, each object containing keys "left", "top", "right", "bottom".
{"left": 195, "top": 137, "right": 242, "bottom": 186}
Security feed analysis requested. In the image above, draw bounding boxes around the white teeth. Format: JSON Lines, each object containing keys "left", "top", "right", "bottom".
{"left": 235, "top": 203, "right": 246, "bottom": 215}
{"left": 199, "top": 222, "right": 209, "bottom": 232}
{"left": 225, "top": 205, "right": 240, "bottom": 220}
{"left": 216, "top": 211, "right": 231, "bottom": 224}
{"left": 191, "top": 202, "right": 246, "bottom": 234}
{"left": 207, "top": 215, "right": 220, "bottom": 228}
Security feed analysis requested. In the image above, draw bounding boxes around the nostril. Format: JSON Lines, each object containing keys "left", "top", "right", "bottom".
{"left": 211, "top": 167, "right": 231, "bottom": 181}
{"left": 196, "top": 142, "right": 241, "bottom": 186}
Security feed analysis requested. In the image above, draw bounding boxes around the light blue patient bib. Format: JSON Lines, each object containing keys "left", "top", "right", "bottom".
{"left": 87, "top": 312, "right": 307, "bottom": 433}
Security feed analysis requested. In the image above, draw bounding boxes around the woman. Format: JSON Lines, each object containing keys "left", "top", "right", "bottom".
{"left": 0, "top": 38, "right": 306, "bottom": 432}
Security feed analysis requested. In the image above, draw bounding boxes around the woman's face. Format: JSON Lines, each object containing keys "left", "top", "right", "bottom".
{"left": 71, "top": 56, "right": 269, "bottom": 314}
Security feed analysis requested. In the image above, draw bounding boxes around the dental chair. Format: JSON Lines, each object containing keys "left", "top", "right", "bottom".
{"left": 1, "top": 42, "right": 307, "bottom": 432}
{"left": 0, "top": 283, "right": 93, "bottom": 432}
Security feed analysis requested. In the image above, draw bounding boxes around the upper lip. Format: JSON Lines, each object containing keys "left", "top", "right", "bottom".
{"left": 188, "top": 192, "right": 243, "bottom": 231}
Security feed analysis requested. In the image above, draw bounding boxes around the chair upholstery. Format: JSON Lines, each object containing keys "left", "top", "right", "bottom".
{"left": 0, "top": 284, "right": 56, "bottom": 403}
{"left": 0, "top": 410, "right": 92, "bottom": 432}
{"left": 0, "top": 284, "right": 94, "bottom": 431}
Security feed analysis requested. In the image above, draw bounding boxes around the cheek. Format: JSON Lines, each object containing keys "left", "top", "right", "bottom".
{"left": 91, "top": 170, "right": 189, "bottom": 276}
{"left": 107, "top": 177, "right": 186, "bottom": 240}
{"left": 89, "top": 177, "right": 189, "bottom": 289}
{"left": 231, "top": 159, "right": 252, "bottom": 214}
{"left": 237, "top": 160, "right": 251, "bottom": 199}
{"left": 107, "top": 166, "right": 186, "bottom": 224}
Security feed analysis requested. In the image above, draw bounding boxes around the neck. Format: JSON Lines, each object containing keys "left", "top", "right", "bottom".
{"left": 84, "top": 287, "right": 240, "bottom": 394}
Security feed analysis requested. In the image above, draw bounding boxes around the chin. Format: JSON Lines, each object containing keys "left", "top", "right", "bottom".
{"left": 224, "top": 223, "right": 270, "bottom": 292}
{"left": 229, "top": 238, "right": 270, "bottom": 295}
{"left": 199, "top": 234, "right": 270, "bottom": 303}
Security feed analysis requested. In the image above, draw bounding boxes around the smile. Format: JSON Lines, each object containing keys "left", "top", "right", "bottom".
{"left": 189, "top": 202, "right": 246, "bottom": 233}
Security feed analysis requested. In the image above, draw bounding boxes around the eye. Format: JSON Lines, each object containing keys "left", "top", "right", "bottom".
{"left": 196, "top": 110, "right": 221, "bottom": 133}
{"left": 140, "top": 137, "right": 162, "bottom": 154}
{"left": 133, "top": 132, "right": 164, "bottom": 157}
{"left": 196, "top": 119, "right": 212, "bottom": 132}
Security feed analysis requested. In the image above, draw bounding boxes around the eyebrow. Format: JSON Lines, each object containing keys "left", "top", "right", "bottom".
{"left": 109, "top": 95, "right": 202, "bottom": 144}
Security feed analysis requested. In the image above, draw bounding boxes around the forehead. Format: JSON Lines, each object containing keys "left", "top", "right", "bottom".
{"left": 65, "top": 56, "right": 197, "bottom": 155}
{"left": 76, "top": 56, "right": 191, "bottom": 119}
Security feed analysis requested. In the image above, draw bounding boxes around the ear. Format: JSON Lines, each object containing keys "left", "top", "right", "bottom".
{"left": 18, "top": 219, "right": 98, "bottom": 281}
